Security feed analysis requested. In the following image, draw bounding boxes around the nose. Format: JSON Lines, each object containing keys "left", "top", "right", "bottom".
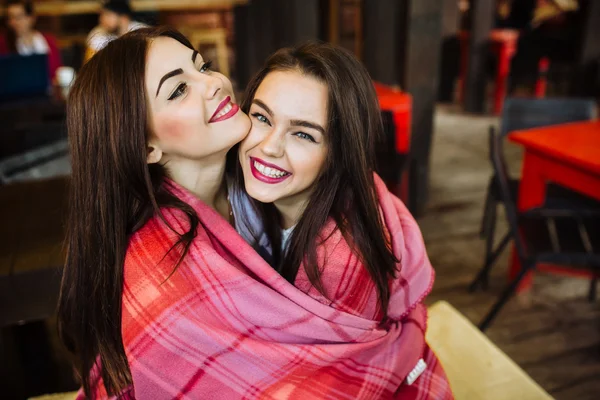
{"left": 260, "top": 128, "right": 285, "bottom": 158}
{"left": 196, "top": 73, "right": 222, "bottom": 100}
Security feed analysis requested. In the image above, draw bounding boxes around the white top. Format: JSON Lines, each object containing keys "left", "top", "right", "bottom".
{"left": 16, "top": 31, "right": 49, "bottom": 56}
{"left": 281, "top": 225, "right": 294, "bottom": 251}
{"left": 86, "top": 21, "right": 147, "bottom": 51}
{"left": 86, "top": 26, "right": 117, "bottom": 51}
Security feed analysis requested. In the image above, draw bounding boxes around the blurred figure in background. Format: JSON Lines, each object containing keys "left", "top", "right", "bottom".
{"left": 0, "top": 0, "right": 62, "bottom": 82}
{"left": 85, "top": 0, "right": 146, "bottom": 61}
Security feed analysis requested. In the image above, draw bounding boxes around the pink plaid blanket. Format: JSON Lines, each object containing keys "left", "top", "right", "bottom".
{"left": 83, "top": 175, "right": 452, "bottom": 399}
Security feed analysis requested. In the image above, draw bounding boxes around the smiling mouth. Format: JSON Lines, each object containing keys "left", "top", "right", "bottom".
{"left": 209, "top": 96, "right": 239, "bottom": 123}
{"left": 250, "top": 157, "right": 292, "bottom": 183}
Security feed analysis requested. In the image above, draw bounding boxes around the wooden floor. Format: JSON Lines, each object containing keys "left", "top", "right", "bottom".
{"left": 421, "top": 105, "right": 600, "bottom": 400}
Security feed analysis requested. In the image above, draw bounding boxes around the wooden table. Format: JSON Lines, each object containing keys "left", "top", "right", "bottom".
{"left": 0, "top": 93, "right": 66, "bottom": 161}
{"left": 426, "top": 301, "right": 552, "bottom": 399}
{"left": 0, "top": 177, "right": 68, "bottom": 326}
{"left": 508, "top": 121, "right": 600, "bottom": 289}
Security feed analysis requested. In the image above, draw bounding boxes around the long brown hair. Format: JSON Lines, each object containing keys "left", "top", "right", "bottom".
{"left": 4, "top": 0, "right": 34, "bottom": 53}
{"left": 57, "top": 27, "right": 200, "bottom": 398}
{"left": 230, "top": 42, "right": 398, "bottom": 315}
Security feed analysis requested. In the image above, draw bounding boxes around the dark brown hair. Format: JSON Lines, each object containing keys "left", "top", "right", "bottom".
{"left": 4, "top": 0, "right": 34, "bottom": 53}
{"left": 57, "top": 27, "right": 199, "bottom": 398}
{"left": 230, "top": 41, "right": 398, "bottom": 315}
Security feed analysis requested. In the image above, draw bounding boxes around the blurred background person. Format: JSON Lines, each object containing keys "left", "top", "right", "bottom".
{"left": 0, "top": 0, "right": 62, "bottom": 82}
{"left": 85, "top": 0, "right": 146, "bottom": 61}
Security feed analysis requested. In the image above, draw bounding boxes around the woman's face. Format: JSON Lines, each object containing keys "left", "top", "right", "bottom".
{"left": 7, "top": 4, "right": 34, "bottom": 36}
{"left": 145, "top": 37, "right": 250, "bottom": 164}
{"left": 239, "top": 70, "right": 328, "bottom": 209}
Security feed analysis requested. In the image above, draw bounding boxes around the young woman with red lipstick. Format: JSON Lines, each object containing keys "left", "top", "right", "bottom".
{"left": 229, "top": 42, "right": 453, "bottom": 399}
{"left": 58, "top": 27, "right": 253, "bottom": 398}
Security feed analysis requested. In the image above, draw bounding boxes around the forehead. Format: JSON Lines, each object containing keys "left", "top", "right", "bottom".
{"left": 255, "top": 70, "right": 328, "bottom": 121}
{"left": 101, "top": 9, "right": 118, "bottom": 17}
{"left": 7, "top": 5, "right": 26, "bottom": 15}
{"left": 145, "top": 37, "right": 195, "bottom": 82}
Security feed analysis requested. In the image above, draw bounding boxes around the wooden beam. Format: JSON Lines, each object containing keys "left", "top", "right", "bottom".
{"left": 363, "top": 0, "right": 406, "bottom": 87}
{"left": 364, "top": 0, "right": 444, "bottom": 215}
{"left": 328, "top": 0, "right": 341, "bottom": 45}
{"left": 572, "top": 0, "right": 600, "bottom": 96}
{"left": 403, "top": 0, "right": 445, "bottom": 215}
{"left": 464, "top": 0, "right": 494, "bottom": 113}
{"left": 234, "top": 0, "right": 321, "bottom": 89}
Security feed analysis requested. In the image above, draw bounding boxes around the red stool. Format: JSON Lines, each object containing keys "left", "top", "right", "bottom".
{"left": 373, "top": 82, "right": 412, "bottom": 203}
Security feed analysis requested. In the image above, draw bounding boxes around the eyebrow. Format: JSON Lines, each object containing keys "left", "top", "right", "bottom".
{"left": 290, "top": 119, "right": 326, "bottom": 135}
{"left": 253, "top": 99, "right": 325, "bottom": 135}
{"left": 156, "top": 68, "right": 183, "bottom": 97}
{"left": 253, "top": 99, "right": 274, "bottom": 116}
{"left": 155, "top": 50, "right": 200, "bottom": 97}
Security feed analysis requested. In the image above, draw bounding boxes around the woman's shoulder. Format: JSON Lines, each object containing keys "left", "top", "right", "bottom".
{"left": 124, "top": 206, "right": 195, "bottom": 274}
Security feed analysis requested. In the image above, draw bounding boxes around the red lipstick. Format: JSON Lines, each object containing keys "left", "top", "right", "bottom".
{"left": 250, "top": 157, "right": 291, "bottom": 184}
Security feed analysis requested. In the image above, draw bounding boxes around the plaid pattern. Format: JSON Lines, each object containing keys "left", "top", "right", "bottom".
{"left": 82, "top": 175, "right": 452, "bottom": 399}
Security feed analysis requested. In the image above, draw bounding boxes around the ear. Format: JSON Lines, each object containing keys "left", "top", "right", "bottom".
{"left": 146, "top": 144, "right": 163, "bottom": 164}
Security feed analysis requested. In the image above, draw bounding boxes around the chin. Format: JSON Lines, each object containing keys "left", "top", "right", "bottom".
{"left": 244, "top": 181, "right": 279, "bottom": 204}
{"left": 230, "top": 113, "right": 251, "bottom": 142}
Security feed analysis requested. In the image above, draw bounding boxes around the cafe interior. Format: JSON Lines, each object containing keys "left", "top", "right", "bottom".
{"left": 1, "top": 0, "right": 599, "bottom": 399}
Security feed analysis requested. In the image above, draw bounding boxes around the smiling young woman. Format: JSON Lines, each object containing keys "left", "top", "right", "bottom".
{"left": 57, "top": 26, "right": 250, "bottom": 398}
{"left": 228, "top": 41, "right": 454, "bottom": 398}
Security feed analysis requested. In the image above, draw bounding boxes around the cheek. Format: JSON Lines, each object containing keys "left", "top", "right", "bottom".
{"left": 152, "top": 112, "right": 198, "bottom": 146}
{"left": 291, "top": 145, "right": 327, "bottom": 180}
{"left": 240, "top": 124, "right": 264, "bottom": 155}
{"left": 152, "top": 105, "right": 204, "bottom": 142}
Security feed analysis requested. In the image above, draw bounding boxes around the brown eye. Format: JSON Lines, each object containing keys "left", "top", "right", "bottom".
{"left": 168, "top": 83, "right": 187, "bottom": 100}
{"left": 199, "top": 60, "right": 213, "bottom": 73}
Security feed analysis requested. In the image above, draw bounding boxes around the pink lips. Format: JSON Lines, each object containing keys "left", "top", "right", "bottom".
{"left": 250, "top": 157, "right": 291, "bottom": 184}
{"left": 209, "top": 96, "right": 239, "bottom": 123}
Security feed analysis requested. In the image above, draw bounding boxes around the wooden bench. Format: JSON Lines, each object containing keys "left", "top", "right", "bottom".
{"left": 426, "top": 301, "right": 553, "bottom": 400}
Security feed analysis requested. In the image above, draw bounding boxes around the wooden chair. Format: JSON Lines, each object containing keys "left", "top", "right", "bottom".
{"left": 473, "top": 128, "right": 600, "bottom": 331}
{"left": 426, "top": 301, "right": 553, "bottom": 400}
{"left": 475, "top": 98, "right": 599, "bottom": 295}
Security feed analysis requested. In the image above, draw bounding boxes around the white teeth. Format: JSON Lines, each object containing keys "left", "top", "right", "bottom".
{"left": 214, "top": 102, "right": 233, "bottom": 119}
{"left": 253, "top": 160, "right": 288, "bottom": 178}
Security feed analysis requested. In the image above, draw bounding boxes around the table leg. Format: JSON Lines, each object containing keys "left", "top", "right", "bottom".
{"left": 458, "top": 36, "right": 469, "bottom": 104}
{"left": 511, "top": 151, "right": 547, "bottom": 292}
{"left": 493, "top": 44, "right": 515, "bottom": 115}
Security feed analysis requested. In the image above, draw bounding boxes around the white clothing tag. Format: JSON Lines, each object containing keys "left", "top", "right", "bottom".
{"left": 406, "top": 358, "right": 427, "bottom": 385}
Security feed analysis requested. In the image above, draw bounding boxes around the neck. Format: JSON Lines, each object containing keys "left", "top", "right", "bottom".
{"left": 119, "top": 19, "right": 131, "bottom": 35}
{"left": 19, "top": 30, "right": 35, "bottom": 41}
{"left": 274, "top": 198, "right": 307, "bottom": 230}
{"left": 165, "top": 151, "right": 229, "bottom": 216}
